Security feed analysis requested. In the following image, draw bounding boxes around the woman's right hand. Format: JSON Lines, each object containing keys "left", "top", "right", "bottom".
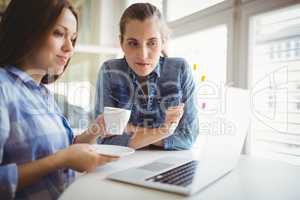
{"left": 91, "top": 114, "right": 114, "bottom": 139}
{"left": 163, "top": 104, "right": 184, "bottom": 133}
{"left": 58, "top": 144, "right": 118, "bottom": 172}
{"left": 164, "top": 104, "right": 184, "bottom": 125}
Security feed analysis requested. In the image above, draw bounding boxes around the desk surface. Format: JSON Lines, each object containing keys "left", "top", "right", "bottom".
{"left": 59, "top": 149, "right": 300, "bottom": 200}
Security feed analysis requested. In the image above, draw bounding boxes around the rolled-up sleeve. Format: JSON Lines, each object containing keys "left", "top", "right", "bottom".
{"left": 0, "top": 87, "right": 18, "bottom": 199}
{"left": 163, "top": 59, "right": 199, "bottom": 150}
{"left": 97, "top": 133, "right": 132, "bottom": 147}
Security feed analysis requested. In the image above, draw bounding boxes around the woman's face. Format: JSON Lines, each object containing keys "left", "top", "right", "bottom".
{"left": 28, "top": 8, "right": 77, "bottom": 76}
{"left": 121, "top": 17, "right": 164, "bottom": 77}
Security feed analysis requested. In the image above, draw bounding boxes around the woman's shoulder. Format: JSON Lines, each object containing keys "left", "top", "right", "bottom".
{"left": 101, "top": 58, "right": 128, "bottom": 71}
{"left": 0, "top": 67, "right": 16, "bottom": 103}
{"left": 161, "top": 57, "right": 189, "bottom": 71}
{"left": 0, "top": 67, "right": 10, "bottom": 79}
{"left": 0, "top": 67, "right": 14, "bottom": 87}
{"left": 162, "top": 57, "right": 188, "bottom": 67}
{"left": 163, "top": 56, "right": 187, "bottom": 63}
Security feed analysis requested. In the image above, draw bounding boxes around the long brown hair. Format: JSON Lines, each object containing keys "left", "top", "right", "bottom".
{"left": 119, "top": 3, "right": 170, "bottom": 57}
{"left": 0, "top": 0, "right": 78, "bottom": 84}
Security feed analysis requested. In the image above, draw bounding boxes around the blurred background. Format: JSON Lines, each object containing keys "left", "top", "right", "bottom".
{"left": 1, "top": 0, "right": 300, "bottom": 165}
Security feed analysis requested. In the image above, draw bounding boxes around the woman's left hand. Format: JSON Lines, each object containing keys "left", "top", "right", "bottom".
{"left": 74, "top": 115, "right": 114, "bottom": 144}
{"left": 88, "top": 114, "right": 112, "bottom": 138}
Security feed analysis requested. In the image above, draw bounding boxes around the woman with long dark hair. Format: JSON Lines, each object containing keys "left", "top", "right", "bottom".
{"left": 0, "top": 1, "right": 117, "bottom": 199}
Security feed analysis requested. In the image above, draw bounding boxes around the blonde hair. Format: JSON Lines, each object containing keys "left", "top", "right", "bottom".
{"left": 119, "top": 3, "right": 170, "bottom": 57}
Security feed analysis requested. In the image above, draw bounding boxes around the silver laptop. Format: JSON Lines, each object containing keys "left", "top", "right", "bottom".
{"left": 107, "top": 87, "right": 250, "bottom": 196}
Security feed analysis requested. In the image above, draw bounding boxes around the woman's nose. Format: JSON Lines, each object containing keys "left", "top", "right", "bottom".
{"left": 62, "top": 38, "right": 74, "bottom": 53}
{"left": 137, "top": 45, "right": 149, "bottom": 59}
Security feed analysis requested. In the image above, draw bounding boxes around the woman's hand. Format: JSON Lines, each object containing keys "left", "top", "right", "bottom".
{"left": 58, "top": 144, "right": 118, "bottom": 172}
{"left": 164, "top": 103, "right": 184, "bottom": 127}
{"left": 161, "top": 104, "right": 184, "bottom": 137}
{"left": 87, "top": 114, "right": 111, "bottom": 138}
{"left": 15, "top": 144, "right": 118, "bottom": 190}
{"left": 86, "top": 115, "right": 107, "bottom": 137}
{"left": 75, "top": 115, "right": 113, "bottom": 144}
{"left": 126, "top": 104, "right": 185, "bottom": 149}
{"left": 92, "top": 114, "right": 115, "bottom": 138}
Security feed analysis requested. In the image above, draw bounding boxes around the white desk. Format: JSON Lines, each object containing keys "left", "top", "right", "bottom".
{"left": 59, "top": 149, "right": 300, "bottom": 200}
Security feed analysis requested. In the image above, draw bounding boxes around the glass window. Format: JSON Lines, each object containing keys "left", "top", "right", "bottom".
{"left": 166, "top": 0, "right": 225, "bottom": 21}
{"left": 72, "top": 0, "right": 101, "bottom": 45}
{"left": 249, "top": 4, "right": 300, "bottom": 165}
{"left": 47, "top": 53, "right": 116, "bottom": 128}
{"left": 168, "top": 25, "right": 228, "bottom": 147}
{"left": 168, "top": 25, "right": 227, "bottom": 84}
{"left": 53, "top": 53, "right": 115, "bottom": 109}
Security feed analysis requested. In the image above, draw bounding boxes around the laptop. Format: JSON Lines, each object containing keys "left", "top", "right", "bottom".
{"left": 107, "top": 87, "right": 250, "bottom": 196}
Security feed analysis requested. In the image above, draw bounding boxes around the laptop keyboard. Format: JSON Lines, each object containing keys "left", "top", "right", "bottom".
{"left": 145, "top": 160, "right": 198, "bottom": 187}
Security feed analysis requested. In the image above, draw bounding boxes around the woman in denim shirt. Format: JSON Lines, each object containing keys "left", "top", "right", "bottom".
{"left": 95, "top": 3, "right": 199, "bottom": 150}
{"left": 0, "top": 1, "right": 117, "bottom": 199}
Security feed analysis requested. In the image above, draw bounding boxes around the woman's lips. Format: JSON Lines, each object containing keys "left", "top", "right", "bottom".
{"left": 57, "top": 55, "right": 68, "bottom": 65}
{"left": 135, "top": 62, "right": 151, "bottom": 67}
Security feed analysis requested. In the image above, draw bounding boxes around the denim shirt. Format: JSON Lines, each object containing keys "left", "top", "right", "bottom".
{"left": 95, "top": 57, "right": 199, "bottom": 150}
{"left": 0, "top": 66, "right": 74, "bottom": 200}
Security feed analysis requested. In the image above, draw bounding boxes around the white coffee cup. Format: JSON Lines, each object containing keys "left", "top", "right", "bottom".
{"left": 103, "top": 107, "right": 131, "bottom": 135}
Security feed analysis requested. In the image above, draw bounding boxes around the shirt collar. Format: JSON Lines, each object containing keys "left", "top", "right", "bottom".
{"left": 153, "top": 59, "right": 161, "bottom": 78}
{"left": 5, "top": 66, "right": 42, "bottom": 89}
{"left": 124, "top": 57, "right": 162, "bottom": 81}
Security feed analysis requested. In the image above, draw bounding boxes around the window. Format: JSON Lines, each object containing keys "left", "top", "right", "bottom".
{"left": 52, "top": 53, "right": 114, "bottom": 110}
{"left": 75, "top": 0, "right": 99, "bottom": 45}
{"left": 48, "top": 52, "right": 116, "bottom": 127}
{"left": 169, "top": 25, "right": 228, "bottom": 147}
{"left": 168, "top": 25, "right": 227, "bottom": 84}
{"left": 166, "top": 0, "right": 226, "bottom": 21}
{"left": 166, "top": 0, "right": 232, "bottom": 148}
{"left": 249, "top": 4, "right": 300, "bottom": 165}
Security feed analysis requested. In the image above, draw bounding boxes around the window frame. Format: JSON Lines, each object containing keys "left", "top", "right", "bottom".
{"left": 240, "top": 0, "right": 300, "bottom": 154}
{"left": 166, "top": 0, "right": 235, "bottom": 86}
{"left": 165, "top": 0, "right": 300, "bottom": 155}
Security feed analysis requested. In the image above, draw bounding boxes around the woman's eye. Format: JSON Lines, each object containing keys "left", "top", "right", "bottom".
{"left": 53, "top": 30, "right": 64, "bottom": 37}
{"left": 128, "top": 41, "right": 138, "bottom": 47}
{"left": 148, "top": 41, "right": 158, "bottom": 47}
{"left": 71, "top": 38, "right": 76, "bottom": 44}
